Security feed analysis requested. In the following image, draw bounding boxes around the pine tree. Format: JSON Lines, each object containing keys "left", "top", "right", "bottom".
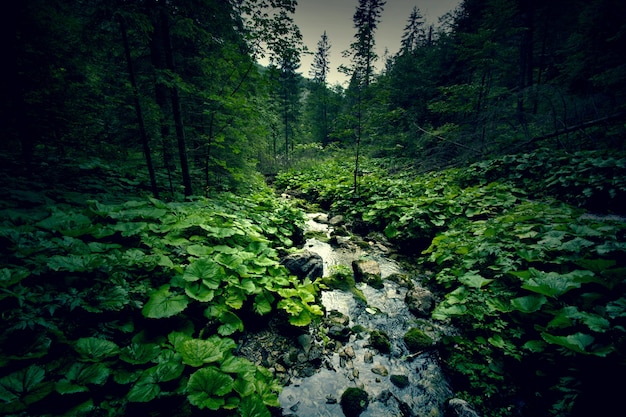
{"left": 347, "top": 0, "right": 386, "bottom": 87}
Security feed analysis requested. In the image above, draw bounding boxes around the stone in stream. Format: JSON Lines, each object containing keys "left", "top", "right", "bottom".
{"left": 281, "top": 250, "right": 323, "bottom": 280}
{"left": 446, "top": 398, "right": 481, "bottom": 417}
{"left": 352, "top": 259, "right": 384, "bottom": 289}
{"left": 405, "top": 286, "right": 436, "bottom": 317}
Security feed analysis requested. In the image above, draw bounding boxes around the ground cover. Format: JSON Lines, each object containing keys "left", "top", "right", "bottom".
{"left": 274, "top": 148, "right": 626, "bottom": 417}
{"left": 0, "top": 158, "right": 322, "bottom": 416}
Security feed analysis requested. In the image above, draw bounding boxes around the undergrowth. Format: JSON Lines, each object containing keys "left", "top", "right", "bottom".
{"left": 0, "top": 157, "right": 320, "bottom": 416}
{"left": 275, "top": 148, "right": 626, "bottom": 417}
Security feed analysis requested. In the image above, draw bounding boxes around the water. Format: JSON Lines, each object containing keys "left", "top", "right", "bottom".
{"left": 279, "top": 214, "right": 454, "bottom": 417}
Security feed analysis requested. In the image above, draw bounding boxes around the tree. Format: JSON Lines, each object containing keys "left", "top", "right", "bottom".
{"left": 309, "top": 31, "right": 332, "bottom": 144}
{"left": 400, "top": 6, "right": 427, "bottom": 54}
{"left": 343, "top": 0, "right": 386, "bottom": 88}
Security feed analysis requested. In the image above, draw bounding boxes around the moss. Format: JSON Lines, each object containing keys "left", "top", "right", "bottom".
{"left": 340, "top": 387, "right": 369, "bottom": 417}
{"left": 403, "top": 328, "right": 434, "bottom": 353}
{"left": 321, "top": 267, "right": 367, "bottom": 303}
{"left": 369, "top": 329, "right": 391, "bottom": 354}
{"left": 390, "top": 374, "right": 410, "bottom": 389}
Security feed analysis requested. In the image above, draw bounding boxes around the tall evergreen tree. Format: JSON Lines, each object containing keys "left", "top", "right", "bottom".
{"left": 309, "top": 31, "right": 332, "bottom": 144}
{"left": 344, "top": 0, "right": 386, "bottom": 87}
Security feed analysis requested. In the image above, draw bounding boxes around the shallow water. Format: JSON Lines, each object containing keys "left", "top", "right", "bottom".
{"left": 279, "top": 214, "right": 454, "bottom": 417}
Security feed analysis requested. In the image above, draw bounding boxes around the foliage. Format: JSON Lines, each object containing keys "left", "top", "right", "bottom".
{"left": 275, "top": 150, "right": 626, "bottom": 417}
{"left": 0, "top": 172, "right": 320, "bottom": 416}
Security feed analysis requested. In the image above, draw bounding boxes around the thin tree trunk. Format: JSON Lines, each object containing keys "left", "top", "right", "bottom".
{"left": 160, "top": 8, "right": 192, "bottom": 197}
{"left": 119, "top": 15, "right": 159, "bottom": 199}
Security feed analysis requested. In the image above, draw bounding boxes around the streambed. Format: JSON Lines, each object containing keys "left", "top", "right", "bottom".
{"left": 277, "top": 213, "right": 457, "bottom": 417}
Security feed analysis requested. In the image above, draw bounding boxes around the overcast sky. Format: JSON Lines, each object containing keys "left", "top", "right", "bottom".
{"left": 292, "top": 0, "right": 462, "bottom": 85}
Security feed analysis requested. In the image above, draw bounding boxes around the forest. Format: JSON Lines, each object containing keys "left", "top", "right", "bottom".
{"left": 1, "top": 0, "right": 625, "bottom": 416}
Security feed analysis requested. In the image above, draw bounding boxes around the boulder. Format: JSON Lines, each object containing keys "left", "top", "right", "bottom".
{"left": 405, "top": 286, "right": 435, "bottom": 317}
{"left": 352, "top": 259, "right": 383, "bottom": 289}
{"left": 446, "top": 398, "right": 481, "bottom": 417}
{"left": 281, "top": 250, "right": 323, "bottom": 280}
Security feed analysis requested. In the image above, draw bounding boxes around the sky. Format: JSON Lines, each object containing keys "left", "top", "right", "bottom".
{"left": 291, "top": 0, "right": 462, "bottom": 86}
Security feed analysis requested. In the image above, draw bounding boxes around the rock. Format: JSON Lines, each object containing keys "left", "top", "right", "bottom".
{"left": 327, "top": 309, "right": 350, "bottom": 327}
{"left": 340, "top": 387, "right": 369, "bottom": 417}
{"left": 329, "top": 215, "right": 345, "bottom": 226}
{"left": 446, "top": 398, "right": 481, "bottom": 417}
{"left": 344, "top": 345, "right": 356, "bottom": 359}
{"left": 352, "top": 259, "right": 384, "bottom": 289}
{"left": 363, "top": 351, "right": 374, "bottom": 363}
{"left": 327, "top": 325, "right": 351, "bottom": 342}
{"left": 390, "top": 374, "right": 410, "bottom": 389}
{"left": 371, "top": 364, "right": 389, "bottom": 376}
{"left": 405, "top": 286, "right": 435, "bottom": 317}
{"left": 369, "top": 329, "right": 391, "bottom": 354}
{"left": 281, "top": 250, "right": 323, "bottom": 280}
{"left": 403, "top": 328, "right": 434, "bottom": 353}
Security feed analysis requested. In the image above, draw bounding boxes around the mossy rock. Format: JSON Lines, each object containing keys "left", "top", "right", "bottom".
{"left": 403, "top": 328, "right": 434, "bottom": 353}
{"left": 340, "top": 387, "right": 369, "bottom": 417}
{"left": 390, "top": 374, "right": 410, "bottom": 389}
{"left": 369, "top": 329, "right": 391, "bottom": 354}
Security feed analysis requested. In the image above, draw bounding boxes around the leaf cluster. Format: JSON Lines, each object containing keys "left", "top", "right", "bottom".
{"left": 0, "top": 185, "right": 319, "bottom": 416}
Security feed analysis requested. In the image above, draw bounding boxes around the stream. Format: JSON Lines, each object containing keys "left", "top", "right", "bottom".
{"left": 278, "top": 213, "right": 457, "bottom": 417}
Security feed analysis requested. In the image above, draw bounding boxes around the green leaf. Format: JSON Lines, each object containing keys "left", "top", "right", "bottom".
{"left": 56, "top": 363, "right": 110, "bottom": 394}
{"left": 221, "top": 355, "right": 255, "bottom": 374}
{"left": 510, "top": 294, "right": 547, "bottom": 313}
{"left": 178, "top": 338, "right": 225, "bottom": 367}
{"left": 254, "top": 292, "right": 274, "bottom": 315}
{"left": 458, "top": 272, "right": 493, "bottom": 288}
{"left": 0, "top": 365, "right": 54, "bottom": 412}
{"left": 74, "top": 337, "right": 119, "bottom": 362}
{"left": 142, "top": 285, "right": 190, "bottom": 319}
{"left": 238, "top": 394, "right": 271, "bottom": 417}
{"left": 520, "top": 269, "right": 588, "bottom": 298}
{"left": 183, "top": 258, "right": 224, "bottom": 289}
{"left": 187, "top": 367, "right": 234, "bottom": 410}
{"left": 218, "top": 311, "right": 244, "bottom": 336}
{"left": 127, "top": 370, "right": 160, "bottom": 403}
{"left": 540, "top": 332, "right": 597, "bottom": 354}
{"left": 185, "top": 280, "right": 216, "bottom": 302}
{"left": 120, "top": 343, "right": 161, "bottom": 365}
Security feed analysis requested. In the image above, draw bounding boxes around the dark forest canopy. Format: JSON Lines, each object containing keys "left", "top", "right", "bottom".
{"left": 2, "top": 0, "right": 625, "bottom": 196}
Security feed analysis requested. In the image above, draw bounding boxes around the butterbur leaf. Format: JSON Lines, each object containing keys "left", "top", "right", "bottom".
{"left": 57, "top": 363, "right": 110, "bottom": 394}
{"left": 254, "top": 292, "right": 274, "bottom": 315}
{"left": 185, "top": 280, "right": 216, "bottom": 302}
{"left": 221, "top": 355, "right": 255, "bottom": 374}
{"left": 510, "top": 294, "right": 547, "bottom": 313}
{"left": 218, "top": 311, "right": 244, "bottom": 336}
{"left": 183, "top": 258, "right": 223, "bottom": 289}
{"left": 187, "top": 367, "right": 234, "bottom": 410}
{"left": 127, "top": 369, "right": 160, "bottom": 402}
{"left": 142, "top": 285, "right": 189, "bottom": 318}
{"left": 0, "top": 365, "right": 53, "bottom": 408}
{"left": 541, "top": 332, "right": 597, "bottom": 354}
{"left": 459, "top": 272, "right": 493, "bottom": 289}
{"left": 238, "top": 394, "right": 271, "bottom": 417}
{"left": 520, "top": 269, "right": 584, "bottom": 298}
{"left": 74, "top": 337, "right": 119, "bottom": 362}
{"left": 120, "top": 343, "right": 161, "bottom": 365}
{"left": 178, "top": 338, "right": 225, "bottom": 367}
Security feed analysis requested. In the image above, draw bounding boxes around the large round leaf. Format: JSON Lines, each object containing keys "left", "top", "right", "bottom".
{"left": 187, "top": 367, "right": 234, "bottom": 410}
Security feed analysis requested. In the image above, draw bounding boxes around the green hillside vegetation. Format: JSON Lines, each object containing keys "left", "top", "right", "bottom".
{"left": 3, "top": 0, "right": 625, "bottom": 416}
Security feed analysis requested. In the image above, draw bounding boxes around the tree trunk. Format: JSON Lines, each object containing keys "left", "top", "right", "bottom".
{"left": 160, "top": 8, "right": 192, "bottom": 197}
{"left": 119, "top": 15, "right": 159, "bottom": 199}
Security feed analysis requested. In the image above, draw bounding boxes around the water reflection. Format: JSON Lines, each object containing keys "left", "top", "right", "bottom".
{"left": 279, "top": 214, "right": 453, "bottom": 417}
